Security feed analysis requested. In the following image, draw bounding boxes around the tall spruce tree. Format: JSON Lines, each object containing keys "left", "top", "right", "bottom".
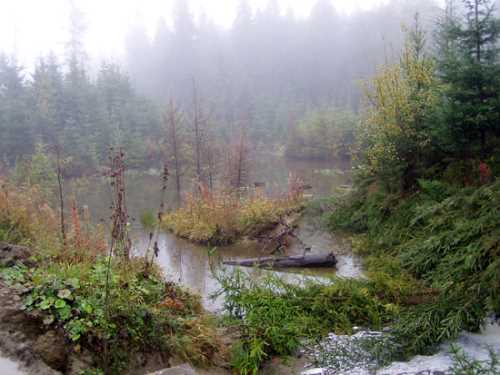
{"left": 439, "top": 0, "right": 500, "bottom": 167}
{"left": 0, "top": 55, "right": 32, "bottom": 164}
{"left": 31, "top": 54, "right": 65, "bottom": 144}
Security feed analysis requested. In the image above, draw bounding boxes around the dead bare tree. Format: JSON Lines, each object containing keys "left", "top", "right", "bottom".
{"left": 227, "top": 127, "right": 251, "bottom": 192}
{"left": 107, "top": 147, "right": 131, "bottom": 260}
{"left": 164, "top": 99, "right": 183, "bottom": 203}
{"left": 192, "top": 80, "right": 204, "bottom": 183}
{"left": 190, "top": 79, "right": 213, "bottom": 187}
{"left": 204, "top": 130, "right": 219, "bottom": 191}
{"left": 54, "top": 145, "right": 66, "bottom": 246}
{"left": 144, "top": 163, "right": 168, "bottom": 274}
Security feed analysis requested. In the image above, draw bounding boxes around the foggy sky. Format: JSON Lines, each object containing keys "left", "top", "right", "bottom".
{"left": 0, "top": 0, "right": 396, "bottom": 66}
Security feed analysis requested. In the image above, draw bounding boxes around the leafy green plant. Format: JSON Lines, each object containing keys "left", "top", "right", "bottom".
{"left": 21, "top": 257, "right": 224, "bottom": 373}
{"left": 213, "top": 268, "right": 407, "bottom": 373}
{"left": 0, "top": 264, "right": 28, "bottom": 285}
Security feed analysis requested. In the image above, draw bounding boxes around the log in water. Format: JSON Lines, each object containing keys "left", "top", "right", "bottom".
{"left": 223, "top": 253, "right": 337, "bottom": 268}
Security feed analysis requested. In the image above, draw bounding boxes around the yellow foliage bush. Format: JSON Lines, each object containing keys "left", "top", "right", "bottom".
{"left": 162, "top": 185, "right": 304, "bottom": 245}
{"left": 0, "top": 178, "right": 106, "bottom": 262}
{"left": 0, "top": 179, "right": 58, "bottom": 247}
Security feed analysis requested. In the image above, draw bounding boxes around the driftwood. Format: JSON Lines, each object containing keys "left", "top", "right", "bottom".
{"left": 257, "top": 215, "right": 304, "bottom": 254}
{"left": 223, "top": 252, "right": 337, "bottom": 269}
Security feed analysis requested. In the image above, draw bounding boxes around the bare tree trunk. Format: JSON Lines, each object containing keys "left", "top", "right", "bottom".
{"left": 190, "top": 79, "right": 214, "bottom": 191}
{"left": 205, "top": 139, "right": 216, "bottom": 191}
{"left": 223, "top": 253, "right": 337, "bottom": 268}
{"left": 228, "top": 127, "right": 250, "bottom": 191}
{"left": 192, "top": 79, "right": 203, "bottom": 184}
{"left": 108, "top": 148, "right": 131, "bottom": 260}
{"left": 165, "top": 99, "right": 183, "bottom": 203}
{"left": 55, "top": 145, "right": 66, "bottom": 246}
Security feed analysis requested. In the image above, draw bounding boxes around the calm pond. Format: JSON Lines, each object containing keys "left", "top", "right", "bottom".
{"left": 69, "top": 157, "right": 361, "bottom": 311}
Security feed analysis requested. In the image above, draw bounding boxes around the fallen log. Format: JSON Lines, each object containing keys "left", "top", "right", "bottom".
{"left": 223, "top": 253, "right": 337, "bottom": 268}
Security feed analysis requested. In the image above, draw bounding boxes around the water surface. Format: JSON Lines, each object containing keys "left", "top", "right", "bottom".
{"left": 69, "top": 157, "right": 359, "bottom": 311}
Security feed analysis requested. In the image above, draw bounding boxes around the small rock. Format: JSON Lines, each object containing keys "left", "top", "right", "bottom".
{"left": 0, "top": 243, "right": 34, "bottom": 267}
{"left": 149, "top": 363, "right": 197, "bottom": 375}
{"left": 301, "top": 369, "right": 325, "bottom": 375}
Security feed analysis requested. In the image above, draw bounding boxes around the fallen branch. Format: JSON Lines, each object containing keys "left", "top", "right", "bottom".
{"left": 223, "top": 253, "right": 337, "bottom": 268}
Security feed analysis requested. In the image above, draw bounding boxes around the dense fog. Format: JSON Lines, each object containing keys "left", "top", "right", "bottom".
{"left": 125, "top": 0, "right": 439, "bottom": 123}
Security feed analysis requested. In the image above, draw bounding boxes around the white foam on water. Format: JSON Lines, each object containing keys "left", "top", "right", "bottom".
{"left": 380, "top": 320, "right": 500, "bottom": 374}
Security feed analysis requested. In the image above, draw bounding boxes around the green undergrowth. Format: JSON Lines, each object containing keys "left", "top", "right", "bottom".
{"left": 0, "top": 179, "right": 224, "bottom": 374}
{"left": 213, "top": 262, "right": 425, "bottom": 374}
{"left": 214, "top": 179, "right": 499, "bottom": 374}
{"left": 328, "top": 178, "right": 500, "bottom": 355}
{"left": 2, "top": 257, "right": 224, "bottom": 374}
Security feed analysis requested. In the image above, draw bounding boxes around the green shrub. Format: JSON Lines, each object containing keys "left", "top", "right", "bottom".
{"left": 140, "top": 210, "right": 157, "bottom": 230}
{"left": 328, "top": 179, "right": 500, "bottom": 357}
{"left": 285, "top": 109, "right": 358, "bottom": 160}
{"left": 214, "top": 268, "right": 409, "bottom": 373}
{"left": 20, "top": 257, "right": 222, "bottom": 373}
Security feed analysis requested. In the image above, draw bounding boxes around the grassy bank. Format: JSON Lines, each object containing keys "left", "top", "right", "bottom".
{"left": 161, "top": 187, "right": 304, "bottom": 245}
{"left": 214, "top": 256, "right": 427, "bottom": 373}
{"left": 214, "top": 179, "right": 499, "bottom": 374}
{"left": 328, "top": 178, "right": 500, "bottom": 354}
{"left": 0, "top": 179, "right": 225, "bottom": 374}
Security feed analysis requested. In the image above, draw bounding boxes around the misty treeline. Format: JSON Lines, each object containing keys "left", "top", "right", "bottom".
{"left": 0, "top": 0, "right": 443, "bottom": 177}
{"left": 2, "top": 0, "right": 500, "bottom": 183}
{"left": 126, "top": 0, "right": 439, "bottom": 135}
{"left": 0, "top": 4, "right": 162, "bottom": 174}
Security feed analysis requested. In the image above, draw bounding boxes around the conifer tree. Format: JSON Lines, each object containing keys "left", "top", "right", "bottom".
{"left": 439, "top": 0, "right": 500, "bottom": 166}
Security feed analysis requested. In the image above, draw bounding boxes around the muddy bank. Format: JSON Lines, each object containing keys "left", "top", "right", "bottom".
{"left": 0, "top": 243, "right": 85, "bottom": 375}
{"left": 0, "top": 243, "right": 188, "bottom": 375}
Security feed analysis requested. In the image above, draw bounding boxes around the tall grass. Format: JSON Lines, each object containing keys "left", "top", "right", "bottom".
{"left": 162, "top": 180, "right": 305, "bottom": 245}
{"left": 0, "top": 179, "right": 59, "bottom": 248}
{"left": 213, "top": 266, "right": 415, "bottom": 374}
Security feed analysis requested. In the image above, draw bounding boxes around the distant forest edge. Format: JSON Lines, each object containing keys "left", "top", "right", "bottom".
{"left": 0, "top": 0, "right": 495, "bottom": 176}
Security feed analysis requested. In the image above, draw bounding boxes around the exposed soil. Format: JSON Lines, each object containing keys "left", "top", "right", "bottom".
{"left": 0, "top": 243, "right": 233, "bottom": 375}
{"left": 0, "top": 277, "right": 62, "bottom": 375}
